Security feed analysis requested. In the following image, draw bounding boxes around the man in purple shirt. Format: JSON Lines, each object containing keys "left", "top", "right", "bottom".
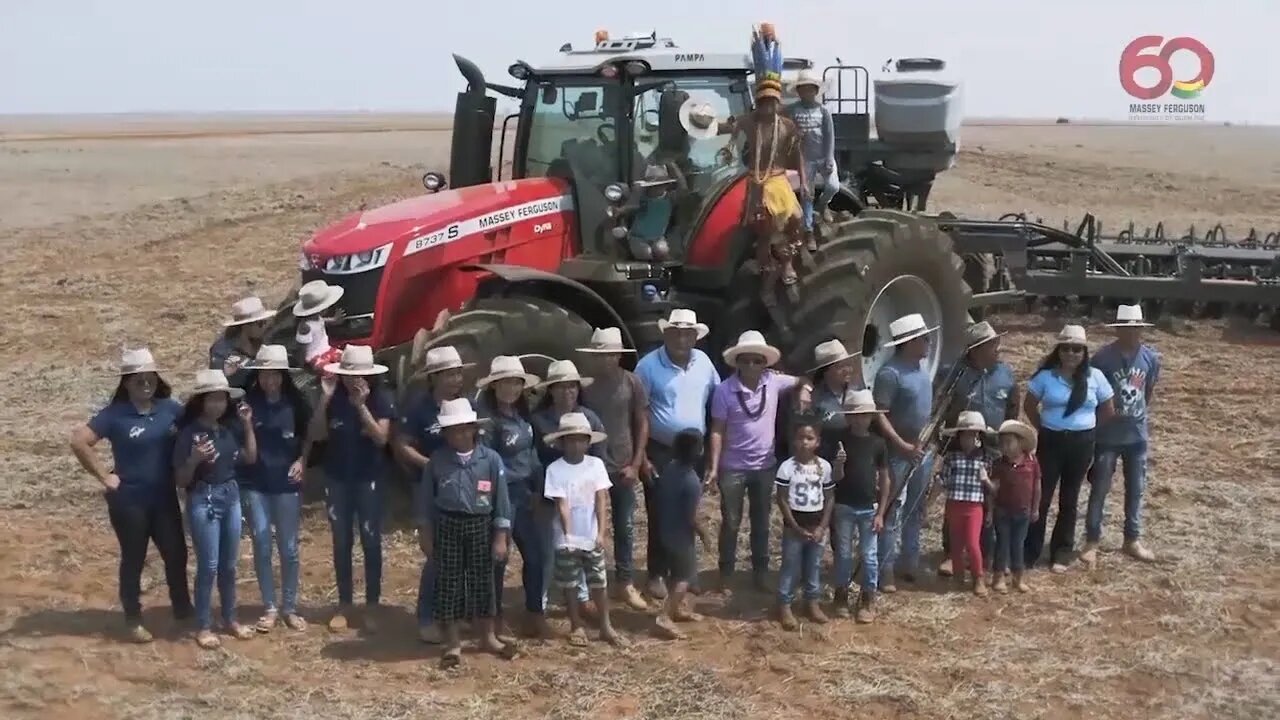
{"left": 708, "top": 331, "right": 811, "bottom": 592}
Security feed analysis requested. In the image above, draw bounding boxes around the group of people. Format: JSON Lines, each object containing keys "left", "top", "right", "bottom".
{"left": 71, "top": 287, "right": 1161, "bottom": 665}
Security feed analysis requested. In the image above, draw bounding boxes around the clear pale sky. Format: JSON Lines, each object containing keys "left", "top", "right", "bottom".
{"left": 2, "top": 0, "right": 1274, "bottom": 123}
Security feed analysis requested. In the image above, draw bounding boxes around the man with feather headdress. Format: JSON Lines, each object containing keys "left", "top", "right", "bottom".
{"left": 721, "top": 23, "right": 809, "bottom": 307}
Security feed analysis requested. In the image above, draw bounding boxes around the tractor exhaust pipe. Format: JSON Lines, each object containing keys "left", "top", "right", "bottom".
{"left": 449, "top": 54, "right": 496, "bottom": 189}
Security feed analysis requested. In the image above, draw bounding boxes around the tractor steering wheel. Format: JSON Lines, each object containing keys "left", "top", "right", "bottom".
{"left": 596, "top": 121, "right": 616, "bottom": 146}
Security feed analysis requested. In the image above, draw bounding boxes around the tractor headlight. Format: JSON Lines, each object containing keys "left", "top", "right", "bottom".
{"left": 321, "top": 243, "right": 393, "bottom": 275}
{"left": 422, "top": 171, "right": 447, "bottom": 193}
{"left": 603, "top": 183, "right": 627, "bottom": 204}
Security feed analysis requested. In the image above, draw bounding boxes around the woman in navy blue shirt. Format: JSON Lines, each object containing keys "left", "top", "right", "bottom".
{"left": 174, "top": 369, "right": 259, "bottom": 649}
{"left": 70, "top": 348, "right": 192, "bottom": 643}
{"left": 241, "top": 345, "right": 312, "bottom": 633}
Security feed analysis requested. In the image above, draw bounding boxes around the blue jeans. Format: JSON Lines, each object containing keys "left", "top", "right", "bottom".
{"left": 242, "top": 489, "right": 302, "bottom": 614}
{"left": 1086, "top": 442, "right": 1148, "bottom": 542}
{"left": 492, "top": 483, "right": 546, "bottom": 617}
{"left": 325, "top": 478, "right": 383, "bottom": 606}
{"left": 777, "top": 526, "right": 823, "bottom": 604}
{"left": 717, "top": 468, "right": 774, "bottom": 576}
{"left": 801, "top": 159, "right": 840, "bottom": 231}
{"left": 610, "top": 480, "right": 637, "bottom": 583}
{"left": 832, "top": 504, "right": 880, "bottom": 593}
{"left": 187, "top": 482, "right": 242, "bottom": 630}
{"left": 880, "top": 454, "right": 934, "bottom": 578}
{"left": 993, "top": 510, "right": 1031, "bottom": 572}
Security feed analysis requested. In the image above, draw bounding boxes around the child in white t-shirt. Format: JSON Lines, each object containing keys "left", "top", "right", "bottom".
{"left": 774, "top": 417, "right": 835, "bottom": 630}
{"left": 542, "top": 412, "right": 629, "bottom": 648}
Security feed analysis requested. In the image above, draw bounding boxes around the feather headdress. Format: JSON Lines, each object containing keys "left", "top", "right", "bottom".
{"left": 750, "top": 23, "right": 783, "bottom": 101}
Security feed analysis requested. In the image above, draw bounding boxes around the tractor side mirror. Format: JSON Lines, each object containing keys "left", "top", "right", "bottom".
{"left": 540, "top": 85, "right": 558, "bottom": 105}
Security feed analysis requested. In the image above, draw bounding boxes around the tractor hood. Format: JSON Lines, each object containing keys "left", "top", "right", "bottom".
{"left": 301, "top": 176, "right": 572, "bottom": 266}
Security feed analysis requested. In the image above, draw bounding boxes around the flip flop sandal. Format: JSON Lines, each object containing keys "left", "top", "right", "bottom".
{"left": 439, "top": 650, "right": 462, "bottom": 670}
{"left": 567, "top": 629, "right": 590, "bottom": 648}
{"left": 255, "top": 611, "right": 279, "bottom": 633}
{"left": 195, "top": 631, "right": 221, "bottom": 650}
{"left": 283, "top": 613, "right": 308, "bottom": 631}
{"left": 226, "top": 624, "right": 255, "bottom": 640}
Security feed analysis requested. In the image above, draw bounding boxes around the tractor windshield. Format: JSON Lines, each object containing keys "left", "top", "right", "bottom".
{"left": 521, "top": 78, "right": 623, "bottom": 186}
{"left": 632, "top": 75, "right": 749, "bottom": 189}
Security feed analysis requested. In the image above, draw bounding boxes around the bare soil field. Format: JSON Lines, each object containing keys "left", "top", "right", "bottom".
{"left": 0, "top": 117, "right": 1277, "bottom": 720}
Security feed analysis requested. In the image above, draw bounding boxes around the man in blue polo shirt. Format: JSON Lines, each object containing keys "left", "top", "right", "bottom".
{"left": 635, "top": 308, "right": 721, "bottom": 600}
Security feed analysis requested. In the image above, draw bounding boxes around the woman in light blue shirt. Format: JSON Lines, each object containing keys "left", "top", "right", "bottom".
{"left": 1021, "top": 325, "right": 1115, "bottom": 573}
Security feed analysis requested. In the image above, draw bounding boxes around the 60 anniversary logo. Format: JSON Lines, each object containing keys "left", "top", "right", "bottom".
{"left": 1119, "top": 35, "right": 1215, "bottom": 101}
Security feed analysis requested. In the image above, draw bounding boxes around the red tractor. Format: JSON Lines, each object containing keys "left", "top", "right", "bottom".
{"left": 288, "top": 31, "right": 973, "bottom": 388}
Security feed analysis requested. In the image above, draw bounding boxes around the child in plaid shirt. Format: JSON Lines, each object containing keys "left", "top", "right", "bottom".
{"left": 937, "top": 411, "right": 996, "bottom": 596}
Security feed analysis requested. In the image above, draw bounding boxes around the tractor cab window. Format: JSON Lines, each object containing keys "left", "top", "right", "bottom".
{"left": 632, "top": 75, "right": 749, "bottom": 191}
{"left": 522, "top": 81, "right": 622, "bottom": 187}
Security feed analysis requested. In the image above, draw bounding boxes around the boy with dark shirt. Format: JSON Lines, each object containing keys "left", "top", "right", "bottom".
{"left": 830, "top": 389, "right": 891, "bottom": 623}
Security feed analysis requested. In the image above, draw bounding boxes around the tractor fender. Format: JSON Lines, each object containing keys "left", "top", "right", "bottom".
{"left": 462, "top": 263, "right": 637, "bottom": 350}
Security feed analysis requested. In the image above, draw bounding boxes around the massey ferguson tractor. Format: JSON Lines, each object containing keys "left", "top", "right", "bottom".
{"left": 281, "top": 30, "right": 1280, "bottom": 393}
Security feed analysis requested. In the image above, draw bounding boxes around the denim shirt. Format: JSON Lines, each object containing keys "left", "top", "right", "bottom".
{"left": 323, "top": 385, "right": 395, "bottom": 483}
{"left": 1091, "top": 342, "right": 1161, "bottom": 446}
{"left": 246, "top": 393, "right": 306, "bottom": 494}
{"left": 873, "top": 356, "right": 933, "bottom": 452}
{"left": 415, "top": 444, "right": 512, "bottom": 531}
{"left": 174, "top": 421, "right": 243, "bottom": 487}
{"left": 208, "top": 336, "right": 254, "bottom": 389}
{"left": 479, "top": 399, "right": 542, "bottom": 504}
{"left": 941, "top": 360, "right": 1017, "bottom": 429}
{"left": 88, "top": 398, "right": 183, "bottom": 504}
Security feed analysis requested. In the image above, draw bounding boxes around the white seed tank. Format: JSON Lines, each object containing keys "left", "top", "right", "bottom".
{"left": 873, "top": 58, "right": 963, "bottom": 173}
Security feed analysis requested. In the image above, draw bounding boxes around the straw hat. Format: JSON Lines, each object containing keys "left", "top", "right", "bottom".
{"left": 997, "top": 419, "right": 1038, "bottom": 452}
{"left": 722, "top": 330, "right": 781, "bottom": 367}
{"left": 246, "top": 344, "right": 295, "bottom": 371}
{"left": 537, "top": 359, "right": 594, "bottom": 389}
{"left": 423, "top": 345, "right": 474, "bottom": 375}
{"left": 839, "top": 388, "right": 885, "bottom": 415}
{"left": 476, "top": 355, "right": 540, "bottom": 389}
{"left": 792, "top": 68, "right": 823, "bottom": 92}
{"left": 118, "top": 348, "right": 161, "bottom": 376}
{"left": 437, "top": 398, "right": 481, "bottom": 428}
{"left": 223, "top": 296, "right": 277, "bottom": 327}
{"left": 542, "top": 411, "right": 608, "bottom": 445}
{"left": 657, "top": 308, "right": 709, "bottom": 340}
{"left": 1106, "top": 304, "right": 1153, "bottom": 328}
{"left": 1056, "top": 324, "right": 1088, "bottom": 346}
{"left": 964, "top": 321, "right": 1005, "bottom": 351}
{"left": 809, "top": 339, "right": 861, "bottom": 374}
{"left": 678, "top": 99, "right": 720, "bottom": 140}
{"left": 187, "top": 368, "right": 245, "bottom": 400}
{"left": 941, "top": 410, "right": 993, "bottom": 436}
{"left": 883, "top": 313, "right": 938, "bottom": 347}
{"left": 324, "top": 344, "right": 389, "bottom": 376}
{"left": 292, "top": 280, "right": 345, "bottom": 318}
{"left": 576, "top": 327, "right": 634, "bottom": 354}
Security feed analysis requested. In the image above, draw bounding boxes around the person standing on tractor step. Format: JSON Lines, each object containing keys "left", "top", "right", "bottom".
{"left": 708, "top": 330, "right": 812, "bottom": 593}
{"left": 578, "top": 327, "right": 651, "bottom": 612}
{"left": 635, "top": 309, "right": 721, "bottom": 600}
{"left": 829, "top": 389, "right": 890, "bottom": 623}
{"left": 415, "top": 398, "right": 517, "bottom": 668}
{"left": 209, "top": 296, "right": 276, "bottom": 388}
{"left": 293, "top": 280, "right": 347, "bottom": 377}
{"left": 70, "top": 348, "right": 192, "bottom": 643}
{"left": 476, "top": 356, "right": 551, "bottom": 639}
{"left": 935, "top": 321, "right": 1020, "bottom": 579}
{"left": 310, "top": 345, "right": 395, "bottom": 633}
{"left": 1085, "top": 305, "right": 1162, "bottom": 565}
{"left": 787, "top": 69, "right": 839, "bottom": 246}
{"left": 873, "top": 313, "right": 938, "bottom": 593}
{"left": 1023, "top": 325, "right": 1115, "bottom": 573}
{"left": 174, "top": 369, "right": 259, "bottom": 649}
{"left": 239, "top": 345, "right": 311, "bottom": 633}
{"left": 774, "top": 418, "right": 836, "bottom": 630}
{"left": 394, "top": 345, "right": 474, "bottom": 645}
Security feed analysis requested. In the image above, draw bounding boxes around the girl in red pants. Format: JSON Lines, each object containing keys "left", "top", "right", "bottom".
{"left": 938, "top": 411, "right": 996, "bottom": 596}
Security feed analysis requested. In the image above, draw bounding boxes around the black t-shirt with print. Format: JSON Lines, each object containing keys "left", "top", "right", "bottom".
{"left": 836, "top": 432, "right": 888, "bottom": 509}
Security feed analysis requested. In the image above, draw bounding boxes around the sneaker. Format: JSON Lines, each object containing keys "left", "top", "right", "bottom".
{"left": 1013, "top": 574, "right": 1033, "bottom": 593}
{"left": 854, "top": 593, "right": 877, "bottom": 624}
{"left": 937, "top": 558, "right": 954, "bottom": 577}
{"left": 620, "top": 584, "right": 649, "bottom": 611}
{"left": 992, "top": 574, "right": 1009, "bottom": 594}
{"left": 1123, "top": 540, "right": 1156, "bottom": 563}
{"left": 126, "top": 623, "right": 153, "bottom": 644}
{"left": 832, "top": 589, "right": 851, "bottom": 619}
{"left": 805, "top": 600, "right": 829, "bottom": 624}
{"left": 646, "top": 577, "right": 668, "bottom": 601}
{"left": 973, "top": 579, "right": 990, "bottom": 597}
{"left": 1080, "top": 541, "right": 1100, "bottom": 567}
{"left": 327, "top": 607, "right": 351, "bottom": 633}
{"left": 777, "top": 603, "right": 799, "bottom": 631}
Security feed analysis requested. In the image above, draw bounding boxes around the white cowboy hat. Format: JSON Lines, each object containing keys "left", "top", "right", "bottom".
{"left": 537, "top": 359, "right": 594, "bottom": 389}
{"left": 437, "top": 397, "right": 480, "bottom": 428}
{"left": 292, "top": 280, "right": 345, "bottom": 318}
{"left": 997, "top": 419, "right": 1038, "bottom": 452}
{"left": 576, "top": 327, "right": 634, "bottom": 354}
{"left": 117, "top": 348, "right": 161, "bottom": 376}
{"left": 839, "top": 388, "right": 885, "bottom": 415}
{"left": 324, "top": 344, "right": 389, "bottom": 376}
{"left": 1106, "top": 304, "right": 1153, "bottom": 327}
{"left": 791, "top": 68, "right": 824, "bottom": 92}
{"left": 541, "top": 411, "right": 607, "bottom": 445}
{"left": 476, "top": 355, "right": 540, "bottom": 389}
{"left": 222, "top": 296, "right": 277, "bottom": 327}
{"left": 964, "top": 321, "right": 1006, "bottom": 351}
{"left": 423, "top": 345, "right": 474, "bottom": 375}
{"left": 657, "top": 308, "right": 709, "bottom": 340}
{"left": 186, "top": 368, "right": 245, "bottom": 400}
{"left": 722, "top": 330, "right": 781, "bottom": 367}
{"left": 246, "top": 344, "right": 295, "bottom": 371}
{"left": 1056, "top": 324, "right": 1089, "bottom": 346}
{"left": 882, "top": 313, "right": 938, "bottom": 348}
{"left": 941, "top": 410, "right": 994, "bottom": 436}
{"left": 678, "top": 98, "right": 720, "bottom": 140}
{"left": 809, "top": 339, "right": 861, "bottom": 374}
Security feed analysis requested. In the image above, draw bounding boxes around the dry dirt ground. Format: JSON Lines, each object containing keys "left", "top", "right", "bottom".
{"left": 0, "top": 116, "right": 1277, "bottom": 720}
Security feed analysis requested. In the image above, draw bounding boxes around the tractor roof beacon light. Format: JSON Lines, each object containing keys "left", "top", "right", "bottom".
{"left": 594, "top": 29, "right": 609, "bottom": 44}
